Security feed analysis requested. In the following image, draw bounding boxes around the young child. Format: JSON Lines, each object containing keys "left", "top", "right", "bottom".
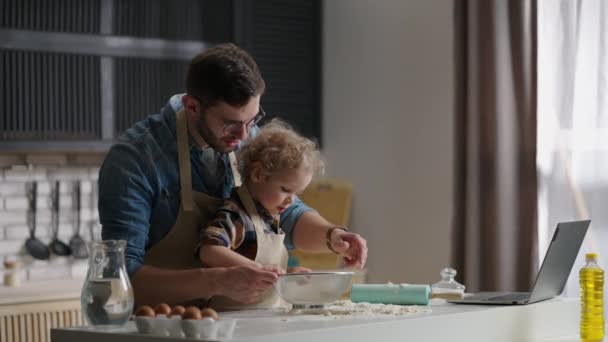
{"left": 196, "top": 119, "right": 324, "bottom": 279}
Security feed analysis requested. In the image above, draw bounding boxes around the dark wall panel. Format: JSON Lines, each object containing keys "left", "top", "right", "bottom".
{"left": 113, "top": 0, "right": 232, "bottom": 42}
{"left": 0, "top": 0, "right": 100, "bottom": 33}
{"left": 0, "top": 50, "right": 101, "bottom": 140}
{"left": 0, "top": 0, "right": 321, "bottom": 151}
{"left": 114, "top": 58, "right": 188, "bottom": 134}
{"left": 235, "top": 0, "right": 322, "bottom": 143}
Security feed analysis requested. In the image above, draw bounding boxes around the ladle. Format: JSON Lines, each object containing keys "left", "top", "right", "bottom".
{"left": 49, "top": 180, "right": 71, "bottom": 256}
{"left": 24, "top": 181, "right": 50, "bottom": 260}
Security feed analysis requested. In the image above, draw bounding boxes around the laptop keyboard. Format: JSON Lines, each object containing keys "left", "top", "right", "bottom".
{"left": 486, "top": 293, "right": 530, "bottom": 302}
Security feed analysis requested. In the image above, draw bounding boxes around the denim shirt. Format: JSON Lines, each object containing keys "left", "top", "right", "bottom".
{"left": 99, "top": 94, "right": 313, "bottom": 277}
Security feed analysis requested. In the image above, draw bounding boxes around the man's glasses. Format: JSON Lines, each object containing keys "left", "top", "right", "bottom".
{"left": 193, "top": 96, "right": 266, "bottom": 134}
{"left": 220, "top": 106, "right": 266, "bottom": 134}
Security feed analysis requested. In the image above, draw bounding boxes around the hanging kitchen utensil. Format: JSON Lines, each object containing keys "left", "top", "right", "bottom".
{"left": 69, "top": 180, "right": 88, "bottom": 259}
{"left": 49, "top": 180, "right": 71, "bottom": 256}
{"left": 24, "top": 181, "right": 51, "bottom": 260}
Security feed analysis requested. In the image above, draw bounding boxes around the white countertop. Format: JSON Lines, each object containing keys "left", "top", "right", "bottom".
{"left": 51, "top": 297, "right": 582, "bottom": 342}
{"left": 0, "top": 278, "right": 84, "bottom": 306}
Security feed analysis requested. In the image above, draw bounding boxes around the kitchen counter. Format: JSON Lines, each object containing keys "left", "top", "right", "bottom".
{"left": 1, "top": 279, "right": 86, "bottom": 342}
{"left": 0, "top": 278, "right": 84, "bottom": 307}
{"left": 51, "top": 297, "right": 581, "bottom": 342}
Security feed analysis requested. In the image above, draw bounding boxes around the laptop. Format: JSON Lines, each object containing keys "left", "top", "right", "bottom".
{"left": 449, "top": 220, "right": 590, "bottom": 305}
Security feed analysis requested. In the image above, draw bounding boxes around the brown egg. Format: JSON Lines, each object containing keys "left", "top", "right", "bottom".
{"left": 200, "top": 308, "right": 219, "bottom": 320}
{"left": 154, "top": 303, "right": 171, "bottom": 316}
{"left": 135, "top": 305, "right": 155, "bottom": 317}
{"left": 170, "top": 305, "right": 186, "bottom": 317}
{"left": 182, "top": 306, "right": 202, "bottom": 320}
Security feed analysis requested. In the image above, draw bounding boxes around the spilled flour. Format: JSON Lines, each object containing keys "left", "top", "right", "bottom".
{"left": 289, "top": 300, "right": 431, "bottom": 318}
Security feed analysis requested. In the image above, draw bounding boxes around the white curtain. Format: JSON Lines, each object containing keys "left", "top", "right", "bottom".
{"left": 538, "top": 0, "right": 608, "bottom": 297}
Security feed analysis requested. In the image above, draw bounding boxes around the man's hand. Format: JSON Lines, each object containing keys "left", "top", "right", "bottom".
{"left": 330, "top": 230, "right": 368, "bottom": 269}
{"left": 214, "top": 265, "right": 280, "bottom": 304}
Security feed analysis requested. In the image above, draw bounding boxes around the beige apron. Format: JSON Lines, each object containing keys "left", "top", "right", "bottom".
{"left": 208, "top": 180, "right": 289, "bottom": 311}
{"left": 143, "top": 109, "right": 287, "bottom": 310}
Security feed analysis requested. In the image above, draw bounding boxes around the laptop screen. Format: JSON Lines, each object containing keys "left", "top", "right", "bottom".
{"left": 529, "top": 220, "right": 590, "bottom": 302}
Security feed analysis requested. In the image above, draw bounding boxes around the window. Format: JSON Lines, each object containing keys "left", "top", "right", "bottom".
{"left": 537, "top": 0, "right": 608, "bottom": 297}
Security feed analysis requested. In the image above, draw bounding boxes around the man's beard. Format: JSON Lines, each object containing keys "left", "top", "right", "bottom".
{"left": 197, "top": 119, "right": 221, "bottom": 151}
{"left": 197, "top": 119, "right": 238, "bottom": 153}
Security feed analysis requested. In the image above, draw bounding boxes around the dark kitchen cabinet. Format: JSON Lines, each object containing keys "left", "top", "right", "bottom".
{"left": 0, "top": 0, "right": 321, "bottom": 152}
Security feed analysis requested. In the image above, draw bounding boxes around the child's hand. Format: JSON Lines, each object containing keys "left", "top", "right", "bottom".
{"left": 329, "top": 229, "right": 368, "bottom": 269}
{"left": 286, "top": 266, "right": 312, "bottom": 273}
{"left": 260, "top": 264, "right": 285, "bottom": 275}
{"left": 287, "top": 266, "right": 313, "bottom": 285}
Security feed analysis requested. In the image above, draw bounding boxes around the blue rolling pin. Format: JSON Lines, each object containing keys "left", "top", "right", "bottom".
{"left": 350, "top": 284, "right": 430, "bottom": 305}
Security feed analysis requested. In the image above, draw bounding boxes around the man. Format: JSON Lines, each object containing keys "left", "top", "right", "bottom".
{"left": 99, "top": 43, "right": 367, "bottom": 307}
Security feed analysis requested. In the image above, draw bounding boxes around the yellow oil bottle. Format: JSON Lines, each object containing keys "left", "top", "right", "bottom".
{"left": 580, "top": 253, "right": 604, "bottom": 342}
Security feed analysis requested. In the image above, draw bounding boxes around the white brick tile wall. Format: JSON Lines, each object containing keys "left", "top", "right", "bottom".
{"left": 0, "top": 240, "right": 25, "bottom": 256}
{"left": 35, "top": 212, "right": 52, "bottom": 225}
{"left": 29, "top": 259, "right": 52, "bottom": 268}
{"left": 48, "top": 257, "right": 71, "bottom": 266}
{"left": 0, "top": 182, "right": 27, "bottom": 196}
{"left": 80, "top": 208, "right": 96, "bottom": 221}
{"left": 58, "top": 181, "right": 71, "bottom": 194}
{"left": 70, "top": 260, "right": 89, "bottom": 278}
{"left": 27, "top": 264, "right": 70, "bottom": 281}
{"left": 4, "top": 225, "right": 38, "bottom": 240}
{"left": 37, "top": 181, "right": 51, "bottom": 195}
{"left": 5, "top": 196, "right": 29, "bottom": 210}
{"left": 48, "top": 168, "right": 91, "bottom": 180}
{"left": 36, "top": 197, "right": 50, "bottom": 209}
{"left": 89, "top": 168, "right": 100, "bottom": 181}
{"left": 22, "top": 209, "right": 78, "bottom": 224}
{"left": 56, "top": 195, "right": 74, "bottom": 209}
{"left": 81, "top": 180, "right": 93, "bottom": 193}
{"left": 58, "top": 231, "right": 74, "bottom": 242}
{"left": 0, "top": 164, "right": 101, "bottom": 283}
{"left": 0, "top": 210, "right": 28, "bottom": 225}
{"left": 59, "top": 222, "right": 75, "bottom": 233}
{"left": 3, "top": 168, "right": 48, "bottom": 182}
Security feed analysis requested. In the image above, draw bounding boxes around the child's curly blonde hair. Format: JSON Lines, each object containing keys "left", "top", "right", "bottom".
{"left": 237, "top": 119, "right": 325, "bottom": 181}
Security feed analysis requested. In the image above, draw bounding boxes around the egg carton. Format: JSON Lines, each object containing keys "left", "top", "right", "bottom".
{"left": 134, "top": 315, "right": 237, "bottom": 340}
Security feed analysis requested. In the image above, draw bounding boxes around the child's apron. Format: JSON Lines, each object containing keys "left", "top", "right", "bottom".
{"left": 207, "top": 182, "right": 288, "bottom": 311}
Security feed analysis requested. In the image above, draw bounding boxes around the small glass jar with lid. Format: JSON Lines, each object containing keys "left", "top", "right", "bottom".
{"left": 431, "top": 267, "right": 465, "bottom": 300}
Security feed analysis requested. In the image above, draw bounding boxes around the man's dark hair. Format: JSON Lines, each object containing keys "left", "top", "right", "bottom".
{"left": 186, "top": 43, "right": 265, "bottom": 107}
